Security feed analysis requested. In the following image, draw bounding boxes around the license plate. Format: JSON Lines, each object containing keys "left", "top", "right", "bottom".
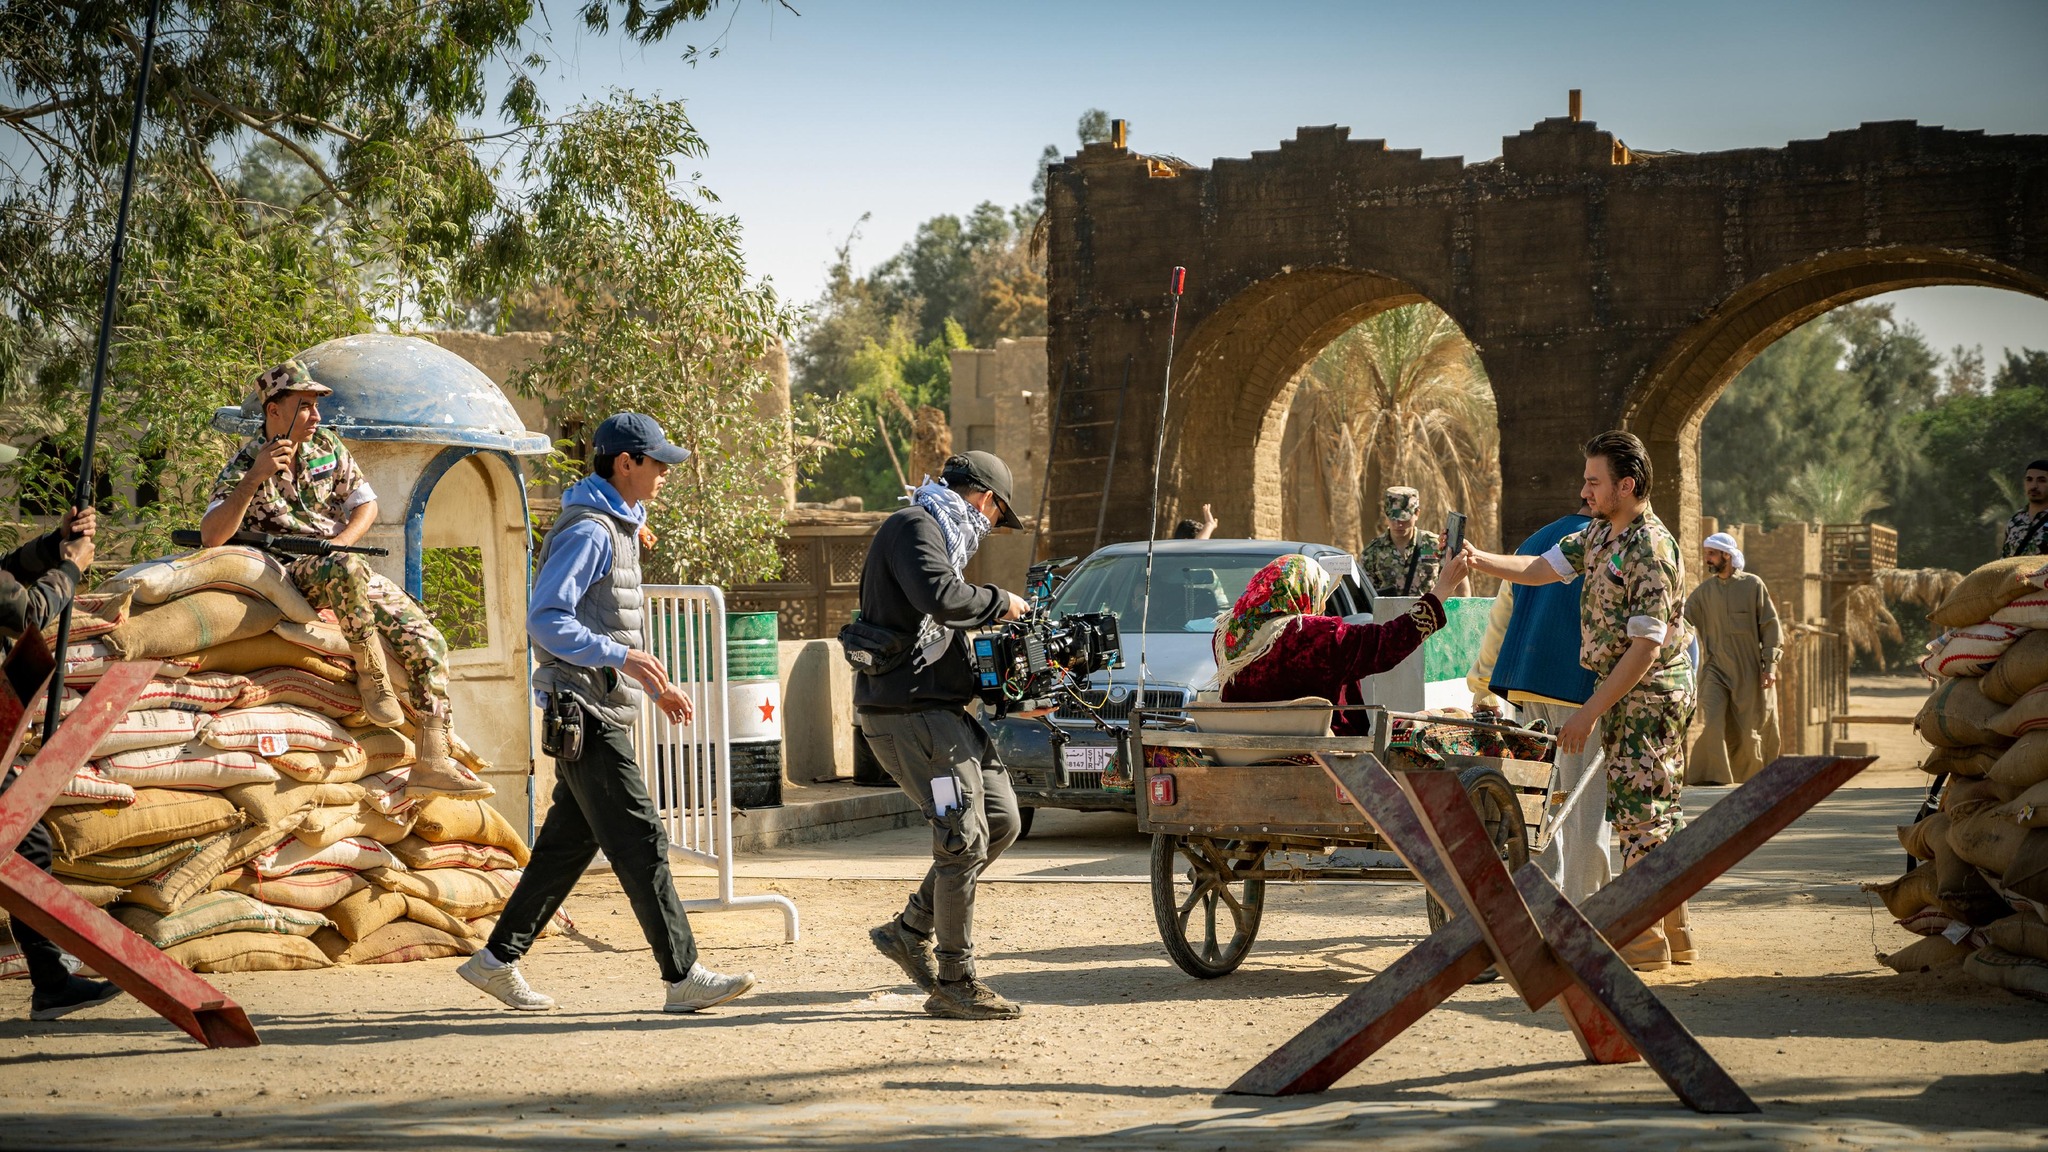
{"left": 1060, "top": 744, "right": 1114, "bottom": 775}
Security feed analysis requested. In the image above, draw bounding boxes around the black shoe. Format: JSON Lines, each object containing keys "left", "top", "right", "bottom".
{"left": 870, "top": 919, "right": 937, "bottom": 993}
{"left": 924, "top": 978, "right": 1021, "bottom": 1021}
{"left": 31, "top": 976, "right": 122, "bottom": 1022}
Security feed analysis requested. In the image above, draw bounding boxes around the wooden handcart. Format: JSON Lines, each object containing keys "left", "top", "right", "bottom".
{"left": 1134, "top": 701, "right": 1560, "bottom": 978}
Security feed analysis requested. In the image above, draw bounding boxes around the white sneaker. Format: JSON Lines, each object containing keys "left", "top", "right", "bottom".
{"left": 664, "top": 962, "right": 757, "bottom": 1013}
{"left": 457, "top": 952, "right": 556, "bottom": 1011}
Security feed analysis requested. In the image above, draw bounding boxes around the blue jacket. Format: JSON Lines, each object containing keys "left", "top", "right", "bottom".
{"left": 1490, "top": 514, "right": 1600, "bottom": 705}
{"left": 527, "top": 474, "right": 645, "bottom": 672}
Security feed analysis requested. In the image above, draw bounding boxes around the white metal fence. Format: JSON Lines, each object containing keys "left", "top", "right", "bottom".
{"left": 635, "top": 584, "right": 799, "bottom": 941}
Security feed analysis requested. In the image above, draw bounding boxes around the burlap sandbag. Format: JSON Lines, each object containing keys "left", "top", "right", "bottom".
{"left": 1900, "top": 811, "right": 1947, "bottom": 861}
{"left": 388, "top": 835, "right": 519, "bottom": 872}
{"left": 400, "top": 895, "right": 481, "bottom": 940}
{"left": 1923, "top": 746, "right": 2001, "bottom": 779}
{"left": 1865, "top": 863, "right": 1940, "bottom": 920}
{"left": 2009, "top": 780, "right": 2048, "bottom": 828}
{"left": 269, "top": 744, "right": 372, "bottom": 785}
{"left": 2001, "top": 826, "right": 2048, "bottom": 903}
{"left": 223, "top": 779, "right": 364, "bottom": 827}
{"left": 52, "top": 838, "right": 202, "bottom": 884}
{"left": 1980, "top": 913, "right": 2048, "bottom": 962}
{"left": 1880, "top": 933, "right": 1971, "bottom": 973}
{"left": 249, "top": 835, "right": 396, "bottom": 880}
{"left": 163, "top": 929, "right": 331, "bottom": 973}
{"left": 411, "top": 797, "right": 529, "bottom": 865}
{"left": 235, "top": 668, "right": 365, "bottom": 719}
{"left": 184, "top": 634, "right": 354, "bottom": 681}
{"left": 324, "top": 886, "right": 409, "bottom": 942}
{"left": 118, "top": 890, "right": 328, "bottom": 948}
{"left": 105, "top": 591, "right": 282, "bottom": 660}
{"left": 1918, "top": 678, "right": 2012, "bottom": 750}
{"left": 230, "top": 869, "right": 366, "bottom": 912}
{"left": 1991, "top": 588, "right": 2048, "bottom": 629}
{"left": 88, "top": 709, "right": 204, "bottom": 760}
{"left": 1921, "top": 621, "right": 2026, "bottom": 678}
{"left": 109, "top": 547, "right": 318, "bottom": 622}
{"left": 1989, "top": 730, "right": 2048, "bottom": 790}
{"left": 295, "top": 803, "right": 413, "bottom": 849}
{"left": 335, "top": 919, "right": 474, "bottom": 965}
{"left": 48, "top": 588, "right": 134, "bottom": 642}
{"left": 57, "top": 879, "right": 127, "bottom": 907}
{"left": 203, "top": 704, "right": 357, "bottom": 756}
{"left": 1943, "top": 776, "right": 2009, "bottom": 811}
{"left": 120, "top": 831, "right": 239, "bottom": 914}
{"left": 370, "top": 866, "right": 520, "bottom": 919}
{"left": 1934, "top": 802, "right": 2012, "bottom": 925}
{"left": 1931, "top": 556, "right": 2041, "bottom": 629}
{"left": 1985, "top": 629, "right": 2048, "bottom": 705}
{"left": 273, "top": 618, "right": 352, "bottom": 658}
{"left": 1963, "top": 946, "right": 2048, "bottom": 1003}
{"left": 1949, "top": 802, "right": 2033, "bottom": 876}
{"left": 41, "top": 790, "right": 243, "bottom": 861}
{"left": 347, "top": 728, "right": 417, "bottom": 776}
{"left": 98, "top": 744, "right": 279, "bottom": 790}
{"left": 1992, "top": 684, "right": 2048, "bottom": 740}
{"left": 123, "top": 674, "right": 247, "bottom": 713}
{"left": 47, "top": 763, "right": 137, "bottom": 808}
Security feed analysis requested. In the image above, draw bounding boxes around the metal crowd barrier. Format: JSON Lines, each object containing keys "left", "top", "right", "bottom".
{"left": 634, "top": 584, "right": 799, "bottom": 941}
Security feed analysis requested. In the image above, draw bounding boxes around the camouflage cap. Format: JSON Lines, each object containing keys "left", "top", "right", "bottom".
{"left": 1383, "top": 486, "right": 1420, "bottom": 521}
{"left": 254, "top": 358, "right": 332, "bottom": 403}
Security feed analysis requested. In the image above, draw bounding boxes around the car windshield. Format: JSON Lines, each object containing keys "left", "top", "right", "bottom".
{"left": 1050, "top": 551, "right": 1287, "bottom": 634}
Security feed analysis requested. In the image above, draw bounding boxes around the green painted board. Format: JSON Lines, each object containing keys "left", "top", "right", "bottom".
{"left": 1422, "top": 596, "right": 1493, "bottom": 684}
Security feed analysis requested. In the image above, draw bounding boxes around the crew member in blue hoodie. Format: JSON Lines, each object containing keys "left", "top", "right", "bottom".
{"left": 457, "top": 413, "right": 757, "bottom": 1015}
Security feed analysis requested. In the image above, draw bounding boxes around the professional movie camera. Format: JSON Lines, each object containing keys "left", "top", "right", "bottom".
{"left": 969, "top": 556, "right": 1124, "bottom": 716}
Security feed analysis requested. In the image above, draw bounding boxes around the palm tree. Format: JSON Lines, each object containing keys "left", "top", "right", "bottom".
{"left": 1285, "top": 302, "right": 1500, "bottom": 558}
{"left": 1765, "top": 460, "right": 1888, "bottom": 526}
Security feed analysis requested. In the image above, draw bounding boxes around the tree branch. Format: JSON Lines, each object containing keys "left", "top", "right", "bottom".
{"left": 184, "top": 90, "right": 355, "bottom": 209}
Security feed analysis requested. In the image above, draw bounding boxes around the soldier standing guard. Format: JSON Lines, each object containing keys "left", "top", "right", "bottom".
{"left": 198, "top": 359, "right": 484, "bottom": 799}
{"left": 2000, "top": 459, "right": 2048, "bottom": 558}
{"left": 1462, "top": 431, "right": 1697, "bottom": 972}
{"left": 1360, "top": 486, "right": 1465, "bottom": 597}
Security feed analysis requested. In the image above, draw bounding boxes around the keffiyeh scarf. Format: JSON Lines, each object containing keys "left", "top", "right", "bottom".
{"left": 1211, "top": 554, "right": 1335, "bottom": 688}
{"left": 911, "top": 477, "right": 990, "bottom": 576}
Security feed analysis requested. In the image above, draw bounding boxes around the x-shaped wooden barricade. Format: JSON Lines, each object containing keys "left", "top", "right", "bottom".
{"left": 1228, "top": 749, "right": 1872, "bottom": 1111}
{"left": 0, "top": 633, "right": 259, "bottom": 1047}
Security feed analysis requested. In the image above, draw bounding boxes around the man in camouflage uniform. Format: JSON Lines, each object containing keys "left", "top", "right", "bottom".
{"left": 199, "top": 359, "right": 479, "bottom": 798}
{"left": 1360, "top": 486, "right": 1466, "bottom": 598}
{"left": 2000, "top": 459, "right": 2048, "bottom": 558}
{"left": 1462, "top": 430, "right": 1696, "bottom": 972}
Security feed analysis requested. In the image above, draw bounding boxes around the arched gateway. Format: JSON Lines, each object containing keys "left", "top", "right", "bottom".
{"left": 1041, "top": 115, "right": 2048, "bottom": 560}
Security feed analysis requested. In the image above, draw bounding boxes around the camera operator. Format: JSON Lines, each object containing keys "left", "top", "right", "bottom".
{"left": 855, "top": 451, "right": 1037, "bottom": 1021}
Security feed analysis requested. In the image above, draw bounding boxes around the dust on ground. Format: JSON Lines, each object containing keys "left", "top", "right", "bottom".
{"left": 3, "top": 675, "right": 2045, "bottom": 1150}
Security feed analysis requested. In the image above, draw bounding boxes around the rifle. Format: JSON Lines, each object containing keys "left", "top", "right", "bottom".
{"left": 171, "top": 529, "right": 389, "bottom": 559}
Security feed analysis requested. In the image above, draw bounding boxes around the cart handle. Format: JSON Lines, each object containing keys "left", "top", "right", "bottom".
{"left": 1135, "top": 703, "right": 1556, "bottom": 745}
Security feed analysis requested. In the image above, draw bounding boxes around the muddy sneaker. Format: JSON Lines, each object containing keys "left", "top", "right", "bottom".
{"left": 457, "top": 952, "right": 556, "bottom": 1011}
{"left": 664, "top": 963, "right": 757, "bottom": 1013}
{"left": 870, "top": 918, "right": 937, "bottom": 993}
{"left": 924, "top": 978, "right": 1021, "bottom": 1021}
{"left": 30, "top": 976, "right": 122, "bottom": 1021}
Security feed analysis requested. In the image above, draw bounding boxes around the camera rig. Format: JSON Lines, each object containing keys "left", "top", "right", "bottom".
{"left": 969, "top": 557, "right": 1125, "bottom": 718}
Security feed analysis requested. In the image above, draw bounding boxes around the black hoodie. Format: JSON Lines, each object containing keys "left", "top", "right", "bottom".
{"left": 852, "top": 505, "right": 1007, "bottom": 713}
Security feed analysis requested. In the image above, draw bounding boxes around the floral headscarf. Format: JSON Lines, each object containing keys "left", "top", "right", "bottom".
{"left": 1210, "top": 554, "right": 1335, "bottom": 688}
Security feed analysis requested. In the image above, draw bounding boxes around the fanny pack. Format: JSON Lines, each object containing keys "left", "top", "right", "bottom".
{"left": 839, "top": 618, "right": 916, "bottom": 676}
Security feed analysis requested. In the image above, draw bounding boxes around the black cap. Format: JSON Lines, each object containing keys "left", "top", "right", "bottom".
{"left": 942, "top": 450, "right": 1022, "bottom": 529}
{"left": 593, "top": 412, "right": 690, "bottom": 465}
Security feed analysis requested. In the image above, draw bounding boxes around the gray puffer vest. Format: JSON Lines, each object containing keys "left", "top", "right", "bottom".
{"left": 531, "top": 502, "right": 646, "bottom": 729}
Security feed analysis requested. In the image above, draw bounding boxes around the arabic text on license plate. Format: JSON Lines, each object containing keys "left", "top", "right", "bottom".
{"left": 1063, "top": 744, "right": 1113, "bottom": 774}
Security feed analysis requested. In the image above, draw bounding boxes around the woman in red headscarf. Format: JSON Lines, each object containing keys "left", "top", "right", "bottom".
{"left": 1213, "top": 552, "right": 1468, "bottom": 734}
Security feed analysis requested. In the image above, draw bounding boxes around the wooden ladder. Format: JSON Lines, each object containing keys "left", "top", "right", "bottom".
{"left": 1036, "top": 354, "right": 1134, "bottom": 558}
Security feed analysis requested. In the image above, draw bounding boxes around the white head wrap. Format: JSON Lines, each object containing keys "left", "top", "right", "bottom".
{"left": 1703, "top": 531, "right": 1744, "bottom": 572}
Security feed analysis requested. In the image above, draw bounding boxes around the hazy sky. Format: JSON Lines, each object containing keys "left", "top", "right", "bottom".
{"left": 524, "top": 0, "right": 2048, "bottom": 360}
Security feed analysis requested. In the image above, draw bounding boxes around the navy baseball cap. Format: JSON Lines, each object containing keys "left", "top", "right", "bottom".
{"left": 593, "top": 412, "right": 690, "bottom": 465}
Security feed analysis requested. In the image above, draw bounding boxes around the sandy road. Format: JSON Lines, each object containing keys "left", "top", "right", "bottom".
{"left": 2, "top": 678, "right": 2044, "bottom": 1150}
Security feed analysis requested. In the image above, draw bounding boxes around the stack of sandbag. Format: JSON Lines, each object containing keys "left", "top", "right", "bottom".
{"left": 8, "top": 546, "right": 530, "bottom": 978}
{"left": 1864, "top": 555, "right": 2048, "bottom": 1002}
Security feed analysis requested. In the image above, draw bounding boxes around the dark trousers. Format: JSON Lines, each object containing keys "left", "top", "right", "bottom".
{"left": 487, "top": 709, "right": 699, "bottom": 983}
{"left": 857, "top": 707, "right": 1020, "bottom": 981}
{"left": 0, "top": 772, "right": 71, "bottom": 994}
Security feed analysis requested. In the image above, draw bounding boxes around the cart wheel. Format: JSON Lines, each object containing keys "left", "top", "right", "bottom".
{"left": 1015, "top": 805, "right": 1036, "bottom": 841}
{"left": 1151, "top": 834, "right": 1266, "bottom": 978}
{"left": 1424, "top": 764, "right": 1535, "bottom": 936}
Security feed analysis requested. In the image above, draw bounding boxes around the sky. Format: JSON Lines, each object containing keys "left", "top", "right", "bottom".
{"left": 520, "top": 0, "right": 2048, "bottom": 361}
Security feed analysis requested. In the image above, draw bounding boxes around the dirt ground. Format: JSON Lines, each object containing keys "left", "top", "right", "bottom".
{"left": 3, "top": 674, "right": 2045, "bottom": 1150}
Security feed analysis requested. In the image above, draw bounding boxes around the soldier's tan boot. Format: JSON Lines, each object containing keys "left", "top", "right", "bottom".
{"left": 1664, "top": 901, "right": 1697, "bottom": 964}
{"left": 351, "top": 638, "right": 406, "bottom": 728}
{"left": 1619, "top": 924, "right": 1671, "bottom": 972}
{"left": 407, "top": 712, "right": 492, "bottom": 801}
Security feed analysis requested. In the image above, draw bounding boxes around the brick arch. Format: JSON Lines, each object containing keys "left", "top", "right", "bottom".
{"left": 1165, "top": 268, "right": 1431, "bottom": 539}
{"left": 1622, "top": 247, "right": 2048, "bottom": 563}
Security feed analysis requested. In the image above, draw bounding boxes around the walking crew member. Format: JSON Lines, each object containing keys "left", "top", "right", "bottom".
{"left": 858, "top": 451, "right": 1035, "bottom": 1020}
{"left": 1465, "top": 499, "right": 1612, "bottom": 905}
{"left": 1361, "top": 486, "right": 1467, "bottom": 598}
{"left": 2001, "top": 459, "right": 2048, "bottom": 558}
{"left": 458, "top": 413, "right": 757, "bottom": 1014}
{"left": 1462, "top": 431, "right": 1696, "bottom": 970}
{"left": 0, "top": 477, "right": 123, "bottom": 1020}
{"left": 198, "top": 359, "right": 478, "bottom": 798}
{"left": 1684, "top": 533, "right": 1782, "bottom": 787}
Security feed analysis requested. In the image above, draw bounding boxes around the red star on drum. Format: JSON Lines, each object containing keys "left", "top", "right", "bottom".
{"left": 758, "top": 699, "right": 775, "bottom": 723}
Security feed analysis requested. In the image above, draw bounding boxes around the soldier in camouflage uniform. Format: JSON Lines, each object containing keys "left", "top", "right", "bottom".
{"left": 2000, "top": 459, "right": 2048, "bottom": 558}
{"left": 199, "top": 359, "right": 479, "bottom": 798}
{"left": 1462, "top": 431, "right": 1697, "bottom": 972}
{"left": 1360, "top": 486, "right": 1465, "bottom": 597}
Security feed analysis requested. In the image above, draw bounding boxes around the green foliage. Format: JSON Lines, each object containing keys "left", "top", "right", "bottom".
{"left": 493, "top": 93, "right": 860, "bottom": 587}
{"left": 1889, "top": 367, "right": 2048, "bottom": 568}
{"left": 422, "top": 546, "right": 489, "bottom": 649}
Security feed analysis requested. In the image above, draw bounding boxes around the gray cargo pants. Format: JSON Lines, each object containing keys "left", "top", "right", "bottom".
{"left": 1519, "top": 700, "right": 1614, "bottom": 905}
{"left": 857, "top": 707, "right": 1020, "bottom": 982}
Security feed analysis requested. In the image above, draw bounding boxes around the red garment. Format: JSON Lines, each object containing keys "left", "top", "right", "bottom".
{"left": 1218, "top": 597, "right": 1445, "bottom": 734}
